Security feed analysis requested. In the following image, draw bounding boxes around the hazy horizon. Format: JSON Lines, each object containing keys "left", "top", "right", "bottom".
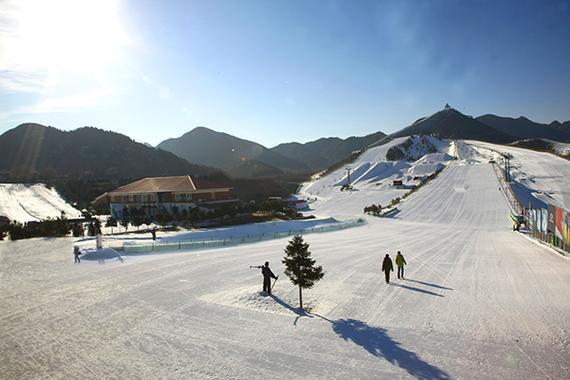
{"left": 1, "top": 0, "right": 569, "bottom": 147}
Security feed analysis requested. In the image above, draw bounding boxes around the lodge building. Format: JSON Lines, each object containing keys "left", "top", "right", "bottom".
{"left": 102, "top": 175, "right": 237, "bottom": 218}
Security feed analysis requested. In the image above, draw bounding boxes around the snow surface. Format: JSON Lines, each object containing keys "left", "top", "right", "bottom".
{"left": 76, "top": 217, "right": 357, "bottom": 252}
{"left": 80, "top": 248, "right": 125, "bottom": 262}
{"left": 299, "top": 136, "right": 454, "bottom": 218}
{"left": 1, "top": 153, "right": 568, "bottom": 379}
{"left": 464, "top": 141, "right": 570, "bottom": 210}
{"left": 546, "top": 139, "right": 570, "bottom": 156}
{"left": 0, "top": 183, "right": 82, "bottom": 223}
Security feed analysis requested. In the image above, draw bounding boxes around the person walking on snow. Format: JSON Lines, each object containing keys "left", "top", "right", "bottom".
{"left": 261, "top": 261, "right": 277, "bottom": 294}
{"left": 381, "top": 254, "right": 393, "bottom": 284}
{"left": 396, "top": 251, "right": 407, "bottom": 279}
{"left": 73, "top": 246, "right": 81, "bottom": 264}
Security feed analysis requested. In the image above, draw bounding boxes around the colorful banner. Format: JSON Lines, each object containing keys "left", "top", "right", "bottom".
{"left": 555, "top": 207, "right": 564, "bottom": 240}
{"left": 547, "top": 204, "right": 556, "bottom": 234}
{"left": 541, "top": 208, "right": 548, "bottom": 234}
{"left": 555, "top": 207, "right": 569, "bottom": 245}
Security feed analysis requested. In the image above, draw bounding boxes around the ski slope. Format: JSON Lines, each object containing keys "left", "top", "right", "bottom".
{"left": 464, "top": 141, "right": 570, "bottom": 210}
{"left": 300, "top": 136, "right": 454, "bottom": 218}
{"left": 1, "top": 156, "right": 568, "bottom": 379}
{"left": 0, "top": 183, "right": 82, "bottom": 223}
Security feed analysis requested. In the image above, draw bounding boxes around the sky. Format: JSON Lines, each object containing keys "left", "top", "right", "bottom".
{"left": 0, "top": 0, "right": 569, "bottom": 147}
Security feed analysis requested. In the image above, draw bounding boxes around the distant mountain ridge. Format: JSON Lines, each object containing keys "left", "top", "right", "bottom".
{"left": 0, "top": 123, "right": 217, "bottom": 181}
{"left": 270, "top": 131, "right": 387, "bottom": 172}
{"left": 391, "top": 106, "right": 514, "bottom": 143}
{"left": 477, "top": 114, "right": 570, "bottom": 142}
{"left": 157, "top": 127, "right": 308, "bottom": 178}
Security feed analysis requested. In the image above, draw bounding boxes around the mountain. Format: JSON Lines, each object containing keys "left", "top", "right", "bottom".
{"left": 0, "top": 123, "right": 217, "bottom": 181}
{"left": 391, "top": 106, "right": 515, "bottom": 143}
{"left": 270, "top": 131, "right": 387, "bottom": 172}
{"left": 477, "top": 115, "right": 570, "bottom": 142}
{"left": 549, "top": 120, "right": 570, "bottom": 135}
{"left": 157, "top": 127, "right": 309, "bottom": 177}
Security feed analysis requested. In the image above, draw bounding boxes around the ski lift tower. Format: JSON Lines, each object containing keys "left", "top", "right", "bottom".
{"left": 345, "top": 167, "right": 351, "bottom": 186}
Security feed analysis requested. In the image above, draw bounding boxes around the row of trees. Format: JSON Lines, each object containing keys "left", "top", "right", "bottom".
{"left": 5, "top": 218, "right": 72, "bottom": 240}
{"left": 115, "top": 200, "right": 301, "bottom": 230}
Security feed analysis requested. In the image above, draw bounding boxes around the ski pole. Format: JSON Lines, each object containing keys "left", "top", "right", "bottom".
{"left": 271, "top": 275, "right": 279, "bottom": 292}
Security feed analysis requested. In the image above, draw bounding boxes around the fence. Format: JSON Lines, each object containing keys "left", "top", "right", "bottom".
{"left": 123, "top": 218, "right": 366, "bottom": 254}
{"left": 491, "top": 162, "right": 524, "bottom": 215}
{"left": 469, "top": 142, "right": 568, "bottom": 255}
{"left": 524, "top": 205, "right": 569, "bottom": 255}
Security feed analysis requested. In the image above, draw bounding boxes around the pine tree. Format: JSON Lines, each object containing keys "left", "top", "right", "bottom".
{"left": 282, "top": 235, "right": 324, "bottom": 309}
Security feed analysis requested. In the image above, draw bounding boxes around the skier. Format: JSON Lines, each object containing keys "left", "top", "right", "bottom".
{"left": 381, "top": 254, "right": 393, "bottom": 284}
{"left": 260, "top": 261, "right": 277, "bottom": 294}
{"left": 73, "top": 246, "right": 81, "bottom": 264}
{"left": 395, "top": 251, "right": 407, "bottom": 279}
{"left": 151, "top": 227, "right": 157, "bottom": 241}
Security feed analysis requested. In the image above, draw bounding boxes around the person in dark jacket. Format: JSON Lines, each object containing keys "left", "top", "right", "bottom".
{"left": 261, "top": 261, "right": 277, "bottom": 294}
{"left": 73, "top": 246, "right": 81, "bottom": 264}
{"left": 381, "top": 254, "right": 393, "bottom": 284}
{"left": 395, "top": 251, "right": 407, "bottom": 279}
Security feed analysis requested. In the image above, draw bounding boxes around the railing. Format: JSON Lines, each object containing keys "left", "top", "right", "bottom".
{"left": 123, "top": 218, "right": 366, "bottom": 254}
{"left": 466, "top": 142, "right": 568, "bottom": 255}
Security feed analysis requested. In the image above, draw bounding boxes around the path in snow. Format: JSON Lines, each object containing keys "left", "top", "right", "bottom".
{"left": 0, "top": 161, "right": 569, "bottom": 379}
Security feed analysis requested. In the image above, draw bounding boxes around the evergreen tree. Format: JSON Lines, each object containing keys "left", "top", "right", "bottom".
{"left": 282, "top": 235, "right": 324, "bottom": 309}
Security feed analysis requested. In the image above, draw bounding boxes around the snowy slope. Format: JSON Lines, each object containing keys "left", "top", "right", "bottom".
{"left": 464, "top": 141, "right": 570, "bottom": 209}
{"left": 299, "top": 136, "right": 454, "bottom": 218}
{"left": 1, "top": 157, "right": 568, "bottom": 379}
{"left": 548, "top": 139, "right": 570, "bottom": 156}
{"left": 0, "top": 183, "right": 82, "bottom": 223}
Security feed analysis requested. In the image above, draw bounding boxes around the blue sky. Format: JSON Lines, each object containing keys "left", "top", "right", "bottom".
{"left": 0, "top": 0, "right": 569, "bottom": 147}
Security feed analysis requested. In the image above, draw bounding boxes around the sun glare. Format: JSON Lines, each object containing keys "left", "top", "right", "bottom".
{"left": 6, "top": 0, "right": 129, "bottom": 74}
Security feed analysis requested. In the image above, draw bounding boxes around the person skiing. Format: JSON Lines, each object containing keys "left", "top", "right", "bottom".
{"left": 381, "top": 254, "right": 393, "bottom": 284}
{"left": 395, "top": 251, "right": 407, "bottom": 279}
{"left": 73, "top": 246, "right": 81, "bottom": 264}
{"left": 261, "top": 261, "right": 277, "bottom": 294}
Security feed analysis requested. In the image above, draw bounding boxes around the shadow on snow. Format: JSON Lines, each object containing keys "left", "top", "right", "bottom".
{"left": 330, "top": 318, "right": 451, "bottom": 380}
{"left": 389, "top": 282, "right": 444, "bottom": 297}
{"left": 267, "top": 296, "right": 451, "bottom": 379}
{"left": 403, "top": 278, "right": 454, "bottom": 291}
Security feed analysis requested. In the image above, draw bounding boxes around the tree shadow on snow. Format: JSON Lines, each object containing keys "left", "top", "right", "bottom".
{"left": 329, "top": 318, "right": 451, "bottom": 380}
{"left": 267, "top": 298, "right": 451, "bottom": 379}
{"left": 404, "top": 279, "right": 453, "bottom": 291}
{"left": 389, "top": 283, "right": 444, "bottom": 297}
{"left": 269, "top": 294, "right": 313, "bottom": 326}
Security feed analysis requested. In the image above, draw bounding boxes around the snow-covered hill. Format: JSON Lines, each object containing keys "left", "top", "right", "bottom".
{"left": 0, "top": 183, "right": 82, "bottom": 223}
{"left": 299, "top": 136, "right": 454, "bottom": 217}
{"left": 464, "top": 141, "right": 570, "bottom": 210}
{"left": 2, "top": 152, "right": 569, "bottom": 379}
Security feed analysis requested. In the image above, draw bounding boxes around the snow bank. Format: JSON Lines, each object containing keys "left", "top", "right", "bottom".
{"left": 200, "top": 285, "right": 329, "bottom": 316}
{"left": 80, "top": 248, "right": 124, "bottom": 262}
{"left": 0, "top": 183, "right": 82, "bottom": 223}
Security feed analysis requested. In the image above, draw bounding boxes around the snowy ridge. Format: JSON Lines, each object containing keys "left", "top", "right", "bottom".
{"left": 0, "top": 183, "right": 82, "bottom": 223}
{"left": 299, "top": 136, "right": 454, "bottom": 218}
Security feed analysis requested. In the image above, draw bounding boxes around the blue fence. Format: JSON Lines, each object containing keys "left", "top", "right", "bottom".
{"left": 123, "top": 218, "right": 366, "bottom": 254}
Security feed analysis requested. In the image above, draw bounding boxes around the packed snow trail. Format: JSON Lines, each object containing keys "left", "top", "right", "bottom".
{"left": 1, "top": 162, "right": 569, "bottom": 379}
